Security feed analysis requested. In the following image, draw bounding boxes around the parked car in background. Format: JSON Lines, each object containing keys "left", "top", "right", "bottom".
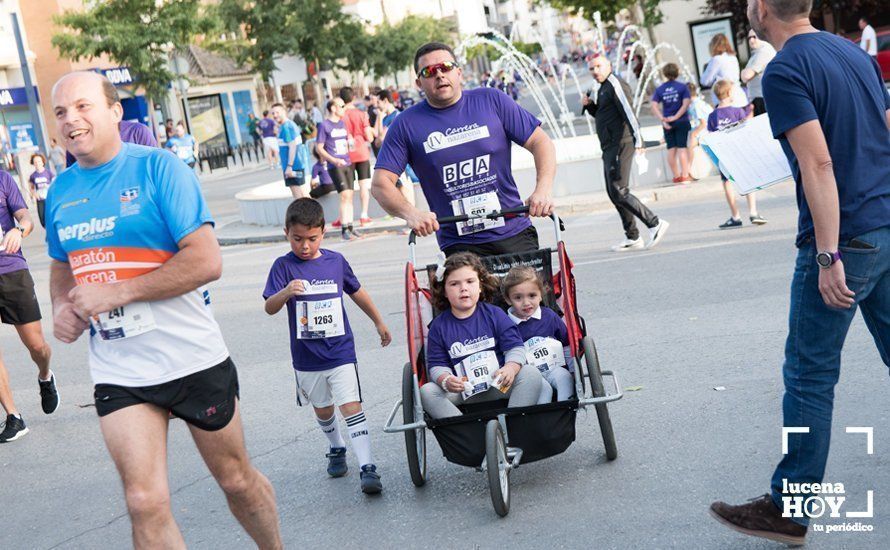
{"left": 847, "top": 26, "right": 890, "bottom": 81}
{"left": 877, "top": 29, "right": 890, "bottom": 81}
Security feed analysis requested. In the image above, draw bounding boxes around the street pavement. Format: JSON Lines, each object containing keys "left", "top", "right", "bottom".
{"left": 2, "top": 180, "right": 887, "bottom": 549}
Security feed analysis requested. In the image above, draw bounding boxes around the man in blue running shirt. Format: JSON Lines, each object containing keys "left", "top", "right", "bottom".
{"left": 48, "top": 71, "right": 283, "bottom": 549}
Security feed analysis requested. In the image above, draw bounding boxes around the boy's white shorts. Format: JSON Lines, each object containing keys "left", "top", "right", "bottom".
{"left": 294, "top": 363, "right": 362, "bottom": 408}
{"left": 262, "top": 137, "right": 278, "bottom": 152}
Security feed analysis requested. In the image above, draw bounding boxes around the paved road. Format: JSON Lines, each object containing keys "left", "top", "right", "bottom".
{"left": 2, "top": 183, "right": 886, "bottom": 549}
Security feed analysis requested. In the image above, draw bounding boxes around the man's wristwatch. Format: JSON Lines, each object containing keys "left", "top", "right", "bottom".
{"left": 816, "top": 250, "right": 842, "bottom": 269}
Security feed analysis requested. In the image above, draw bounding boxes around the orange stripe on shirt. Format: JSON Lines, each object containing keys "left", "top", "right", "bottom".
{"left": 68, "top": 247, "right": 174, "bottom": 270}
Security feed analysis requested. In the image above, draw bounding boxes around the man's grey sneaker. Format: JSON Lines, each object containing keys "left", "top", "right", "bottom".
{"left": 719, "top": 217, "right": 743, "bottom": 229}
{"left": 647, "top": 219, "right": 670, "bottom": 249}
{"left": 710, "top": 494, "right": 807, "bottom": 547}
{"left": 610, "top": 237, "right": 644, "bottom": 252}
{"left": 750, "top": 214, "right": 768, "bottom": 225}
{"left": 0, "top": 414, "right": 29, "bottom": 443}
{"left": 326, "top": 447, "right": 348, "bottom": 477}
{"left": 360, "top": 464, "right": 383, "bottom": 494}
{"left": 39, "top": 374, "right": 59, "bottom": 414}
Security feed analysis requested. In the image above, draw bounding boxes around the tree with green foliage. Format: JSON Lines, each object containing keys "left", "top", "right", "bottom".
{"left": 463, "top": 40, "right": 543, "bottom": 64}
{"left": 703, "top": 0, "right": 885, "bottom": 39}
{"left": 287, "top": 0, "right": 367, "bottom": 73}
{"left": 214, "top": 0, "right": 297, "bottom": 84}
{"left": 52, "top": 0, "right": 216, "bottom": 111}
{"left": 364, "top": 15, "right": 455, "bottom": 86}
{"left": 547, "top": 0, "right": 664, "bottom": 27}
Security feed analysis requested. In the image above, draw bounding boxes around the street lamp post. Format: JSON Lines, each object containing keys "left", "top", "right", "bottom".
{"left": 172, "top": 53, "right": 193, "bottom": 132}
{"left": 10, "top": 12, "right": 46, "bottom": 154}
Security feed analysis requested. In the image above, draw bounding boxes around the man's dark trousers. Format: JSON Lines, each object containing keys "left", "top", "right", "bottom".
{"left": 603, "top": 137, "right": 658, "bottom": 240}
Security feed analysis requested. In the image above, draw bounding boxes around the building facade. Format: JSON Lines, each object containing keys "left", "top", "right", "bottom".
{"left": 1, "top": 0, "right": 44, "bottom": 171}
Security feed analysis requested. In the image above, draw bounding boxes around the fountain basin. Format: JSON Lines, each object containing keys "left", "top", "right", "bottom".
{"left": 236, "top": 125, "right": 715, "bottom": 227}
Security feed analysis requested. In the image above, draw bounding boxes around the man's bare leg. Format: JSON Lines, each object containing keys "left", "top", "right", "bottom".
{"left": 15, "top": 321, "right": 51, "bottom": 380}
{"left": 100, "top": 403, "right": 186, "bottom": 550}
{"left": 189, "top": 401, "right": 282, "bottom": 550}
{"left": 0, "top": 350, "right": 19, "bottom": 416}
{"left": 358, "top": 179, "right": 371, "bottom": 219}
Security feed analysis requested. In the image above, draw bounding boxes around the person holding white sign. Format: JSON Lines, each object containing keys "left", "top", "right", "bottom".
{"left": 421, "top": 253, "right": 543, "bottom": 418}
{"left": 502, "top": 266, "right": 574, "bottom": 403}
{"left": 706, "top": 80, "right": 767, "bottom": 229}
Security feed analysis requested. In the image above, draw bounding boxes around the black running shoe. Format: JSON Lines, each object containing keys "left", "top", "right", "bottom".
{"left": 749, "top": 214, "right": 768, "bottom": 225}
{"left": 39, "top": 374, "right": 59, "bottom": 414}
{"left": 719, "top": 218, "right": 743, "bottom": 229}
{"left": 360, "top": 464, "right": 382, "bottom": 494}
{"left": 0, "top": 414, "right": 29, "bottom": 443}
{"left": 326, "top": 447, "right": 348, "bottom": 477}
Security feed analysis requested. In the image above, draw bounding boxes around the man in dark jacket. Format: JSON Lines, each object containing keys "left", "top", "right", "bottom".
{"left": 582, "top": 56, "right": 669, "bottom": 251}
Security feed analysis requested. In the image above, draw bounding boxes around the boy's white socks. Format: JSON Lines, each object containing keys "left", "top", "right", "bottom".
{"left": 316, "top": 414, "right": 346, "bottom": 449}
{"left": 344, "top": 411, "right": 373, "bottom": 467}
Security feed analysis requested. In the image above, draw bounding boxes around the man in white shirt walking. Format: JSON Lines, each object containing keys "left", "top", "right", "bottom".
{"left": 741, "top": 30, "right": 777, "bottom": 116}
{"left": 859, "top": 16, "right": 877, "bottom": 58}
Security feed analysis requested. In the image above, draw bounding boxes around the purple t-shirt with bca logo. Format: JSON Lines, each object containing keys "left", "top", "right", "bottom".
{"left": 263, "top": 249, "right": 361, "bottom": 372}
{"left": 0, "top": 171, "right": 29, "bottom": 275}
{"left": 375, "top": 88, "right": 540, "bottom": 249}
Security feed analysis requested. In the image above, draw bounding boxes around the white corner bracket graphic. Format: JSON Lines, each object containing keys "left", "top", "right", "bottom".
{"left": 782, "top": 427, "right": 810, "bottom": 454}
{"left": 845, "top": 427, "right": 874, "bottom": 455}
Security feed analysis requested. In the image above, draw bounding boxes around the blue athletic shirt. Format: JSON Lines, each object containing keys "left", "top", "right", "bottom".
{"left": 762, "top": 31, "right": 890, "bottom": 247}
{"left": 277, "top": 119, "right": 304, "bottom": 172}
{"left": 45, "top": 143, "right": 229, "bottom": 387}
{"left": 164, "top": 134, "right": 196, "bottom": 164}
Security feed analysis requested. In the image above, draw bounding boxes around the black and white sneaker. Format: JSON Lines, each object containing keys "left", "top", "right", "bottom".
{"left": 0, "top": 414, "right": 29, "bottom": 443}
{"left": 719, "top": 217, "right": 743, "bottom": 229}
{"left": 749, "top": 214, "right": 768, "bottom": 225}
{"left": 646, "top": 219, "right": 670, "bottom": 249}
{"left": 39, "top": 374, "right": 60, "bottom": 414}
{"left": 610, "top": 237, "right": 644, "bottom": 252}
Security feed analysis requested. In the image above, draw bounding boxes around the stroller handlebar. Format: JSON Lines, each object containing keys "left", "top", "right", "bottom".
{"left": 407, "top": 206, "right": 533, "bottom": 246}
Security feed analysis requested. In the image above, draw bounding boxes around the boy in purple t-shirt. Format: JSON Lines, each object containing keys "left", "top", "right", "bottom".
{"left": 651, "top": 63, "right": 692, "bottom": 183}
{"left": 263, "top": 198, "right": 391, "bottom": 494}
{"left": 707, "top": 80, "right": 767, "bottom": 229}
